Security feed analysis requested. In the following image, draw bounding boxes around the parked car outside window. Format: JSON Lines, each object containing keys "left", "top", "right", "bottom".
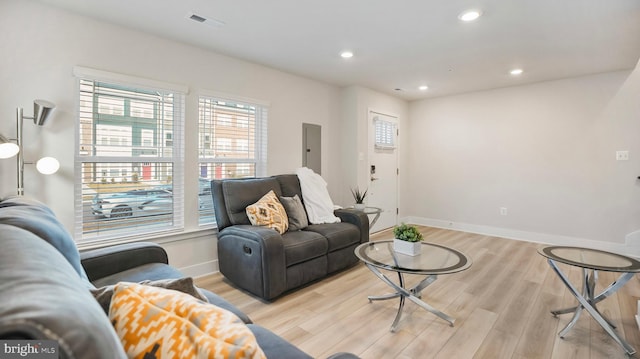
{"left": 91, "top": 178, "right": 213, "bottom": 220}
{"left": 92, "top": 189, "right": 173, "bottom": 219}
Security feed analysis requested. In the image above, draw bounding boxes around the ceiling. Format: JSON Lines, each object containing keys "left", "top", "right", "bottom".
{"left": 38, "top": 0, "right": 640, "bottom": 101}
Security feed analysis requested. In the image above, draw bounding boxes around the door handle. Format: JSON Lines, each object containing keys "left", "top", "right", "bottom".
{"left": 371, "top": 177, "right": 379, "bottom": 181}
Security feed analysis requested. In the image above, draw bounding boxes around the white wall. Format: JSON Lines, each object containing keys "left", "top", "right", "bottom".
{"left": 407, "top": 67, "right": 640, "bottom": 253}
{"left": 0, "top": 0, "right": 344, "bottom": 274}
{"left": 339, "top": 86, "right": 409, "bottom": 210}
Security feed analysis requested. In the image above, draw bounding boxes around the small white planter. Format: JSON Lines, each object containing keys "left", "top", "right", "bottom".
{"left": 393, "top": 238, "right": 422, "bottom": 256}
{"left": 354, "top": 203, "right": 366, "bottom": 210}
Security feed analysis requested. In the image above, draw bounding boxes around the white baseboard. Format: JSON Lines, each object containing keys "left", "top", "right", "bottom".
{"left": 403, "top": 216, "right": 640, "bottom": 257}
{"left": 178, "top": 260, "right": 219, "bottom": 278}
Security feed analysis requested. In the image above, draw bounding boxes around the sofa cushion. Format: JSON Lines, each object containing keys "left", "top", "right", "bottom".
{"left": 91, "top": 277, "right": 209, "bottom": 313}
{"left": 282, "top": 230, "right": 328, "bottom": 266}
{"left": 199, "top": 289, "right": 253, "bottom": 324}
{"left": 279, "top": 194, "right": 308, "bottom": 231}
{"left": 90, "top": 262, "right": 184, "bottom": 288}
{"left": 246, "top": 190, "right": 289, "bottom": 234}
{"left": 0, "top": 196, "right": 89, "bottom": 280}
{"left": 0, "top": 224, "right": 126, "bottom": 359}
{"left": 109, "top": 282, "right": 266, "bottom": 359}
{"left": 304, "top": 223, "right": 361, "bottom": 252}
{"left": 221, "top": 177, "right": 282, "bottom": 226}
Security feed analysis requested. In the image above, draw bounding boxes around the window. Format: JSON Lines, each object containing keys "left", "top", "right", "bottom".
{"left": 217, "top": 113, "right": 233, "bottom": 126}
{"left": 236, "top": 139, "right": 249, "bottom": 152}
{"left": 217, "top": 138, "right": 232, "bottom": 152}
{"left": 373, "top": 116, "right": 397, "bottom": 150}
{"left": 74, "top": 68, "right": 185, "bottom": 242}
{"left": 198, "top": 95, "right": 268, "bottom": 225}
{"left": 237, "top": 117, "right": 249, "bottom": 128}
{"left": 98, "top": 96, "right": 124, "bottom": 116}
{"left": 130, "top": 100, "right": 155, "bottom": 119}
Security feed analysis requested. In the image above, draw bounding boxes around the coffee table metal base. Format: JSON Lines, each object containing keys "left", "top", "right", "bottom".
{"left": 364, "top": 263, "right": 455, "bottom": 332}
{"left": 547, "top": 259, "right": 636, "bottom": 356}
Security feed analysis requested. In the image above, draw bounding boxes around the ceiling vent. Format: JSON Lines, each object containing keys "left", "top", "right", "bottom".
{"left": 189, "top": 14, "right": 207, "bottom": 23}
{"left": 187, "top": 12, "right": 225, "bottom": 27}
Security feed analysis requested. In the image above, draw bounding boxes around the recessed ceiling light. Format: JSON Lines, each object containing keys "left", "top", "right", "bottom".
{"left": 340, "top": 51, "right": 354, "bottom": 59}
{"left": 419, "top": 85, "right": 429, "bottom": 91}
{"left": 510, "top": 68, "right": 524, "bottom": 75}
{"left": 458, "top": 10, "right": 482, "bottom": 22}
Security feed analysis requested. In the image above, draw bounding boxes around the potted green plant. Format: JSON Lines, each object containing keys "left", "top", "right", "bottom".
{"left": 393, "top": 223, "right": 424, "bottom": 256}
{"left": 351, "top": 187, "right": 367, "bottom": 210}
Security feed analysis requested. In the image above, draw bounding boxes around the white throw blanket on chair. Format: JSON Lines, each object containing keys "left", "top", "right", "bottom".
{"left": 295, "top": 167, "right": 341, "bottom": 224}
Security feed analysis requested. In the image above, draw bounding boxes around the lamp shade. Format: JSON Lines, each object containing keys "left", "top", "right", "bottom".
{"left": 36, "top": 157, "right": 60, "bottom": 175}
{"left": 0, "top": 134, "right": 19, "bottom": 159}
{"left": 33, "top": 99, "right": 56, "bottom": 126}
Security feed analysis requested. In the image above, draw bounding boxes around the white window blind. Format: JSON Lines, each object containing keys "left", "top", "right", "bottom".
{"left": 374, "top": 116, "right": 397, "bottom": 149}
{"left": 74, "top": 75, "right": 185, "bottom": 242}
{"left": 198, "top": 96, "right": 268, "bottom": 225}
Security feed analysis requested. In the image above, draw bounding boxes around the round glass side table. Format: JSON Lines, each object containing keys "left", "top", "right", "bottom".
{"left": 538, "top": 246, "right": 640, "bottom": 356}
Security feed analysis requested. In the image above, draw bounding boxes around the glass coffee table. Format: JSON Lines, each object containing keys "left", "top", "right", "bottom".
{"left": 355, "top": 240, "right": 471, "bottom": 332}
{"left": 538, "top": 246, "right": 640, "bottom": 356}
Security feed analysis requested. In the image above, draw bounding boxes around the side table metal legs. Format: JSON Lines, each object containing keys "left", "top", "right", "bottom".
{"left": 364, "top": 263, "right": 455, "bottom": 332}
{"left": 547, "top": 258, "right": 636, "bottom": 356}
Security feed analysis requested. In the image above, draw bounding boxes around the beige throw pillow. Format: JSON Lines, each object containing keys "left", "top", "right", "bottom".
{"left": 246, "top": 190, "right": 289, "bottom": 234}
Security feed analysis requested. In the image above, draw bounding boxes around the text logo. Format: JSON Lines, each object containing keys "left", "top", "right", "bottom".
{"left": 1, "top": 341, "right": 58, "bottom": 359}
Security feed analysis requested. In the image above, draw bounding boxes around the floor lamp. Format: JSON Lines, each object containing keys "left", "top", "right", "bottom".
{"left": 0, "top": 99, "right": 60, "bottom": 196}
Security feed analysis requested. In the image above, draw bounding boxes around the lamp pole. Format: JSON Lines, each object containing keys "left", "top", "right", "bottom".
{"left": 3, "top": 100, "right": 56, "bottom": 195}
{"left": 16, "top": 107, "right": 24, "bottom": 196}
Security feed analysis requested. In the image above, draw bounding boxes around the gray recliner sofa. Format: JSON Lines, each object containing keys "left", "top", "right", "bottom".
{"left": 0, "top": 196, "right": 358, "bottom": 359}
{"left": 211, "top": 174, "right": 370, "bottom": 301}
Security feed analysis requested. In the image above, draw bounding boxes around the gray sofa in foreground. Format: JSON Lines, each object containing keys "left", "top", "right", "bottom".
{"left": 212, "top": 174, "right": 370, "bottom": 300}
{"left": 0, "top": 196, "right": 357, "bottom": 359}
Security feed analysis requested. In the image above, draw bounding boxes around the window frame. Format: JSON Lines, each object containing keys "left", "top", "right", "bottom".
{"left": 197, "top": 92, "right": 269, "bottom": 226}
{"left": 73, "top": 66, "right": 188, "bottom": 243}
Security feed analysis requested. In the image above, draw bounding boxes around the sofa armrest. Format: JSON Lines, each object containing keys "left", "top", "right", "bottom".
{"left": 326, "top": 353, "right": 361, "bottom": 359}
{"left": 80, "top": 242, "right": 169, "bottom": 282}
{"left": 334, "top": 209, "right": 370, "bottom": 244}
{"left": 217, "top": 225, "right": 286, "bottom": 300}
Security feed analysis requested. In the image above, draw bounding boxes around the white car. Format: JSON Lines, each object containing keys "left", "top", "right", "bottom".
{"left": 92, "top": 189, "right": 173, "bottom": 219}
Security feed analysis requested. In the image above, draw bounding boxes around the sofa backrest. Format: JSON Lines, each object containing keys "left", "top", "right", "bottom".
{"left": 0, "top": 224, "right": 127, "bottom": 358}
{"left": 211, "top": 174, "right": 306, "bottom": 231}
{"left": 211, "top": 177, "right": 283, "bottom": 230}
{"left": 275, "top": 174, "right": 304, "bottom": 199}
{"left": 0, "top": 196, "right": 89, "bottom": 281}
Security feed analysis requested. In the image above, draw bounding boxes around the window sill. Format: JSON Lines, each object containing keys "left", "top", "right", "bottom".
{"left": 76, "top": 226, "right": 218, "bottom": 251}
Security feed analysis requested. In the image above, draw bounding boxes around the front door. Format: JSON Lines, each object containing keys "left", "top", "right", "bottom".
{"left": 367, "top": 111, "right": 398, "bottom": 233}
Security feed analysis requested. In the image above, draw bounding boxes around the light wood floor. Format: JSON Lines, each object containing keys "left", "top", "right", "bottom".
{"left": 196, "top": 226, "right": 640, "bottom": 359}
